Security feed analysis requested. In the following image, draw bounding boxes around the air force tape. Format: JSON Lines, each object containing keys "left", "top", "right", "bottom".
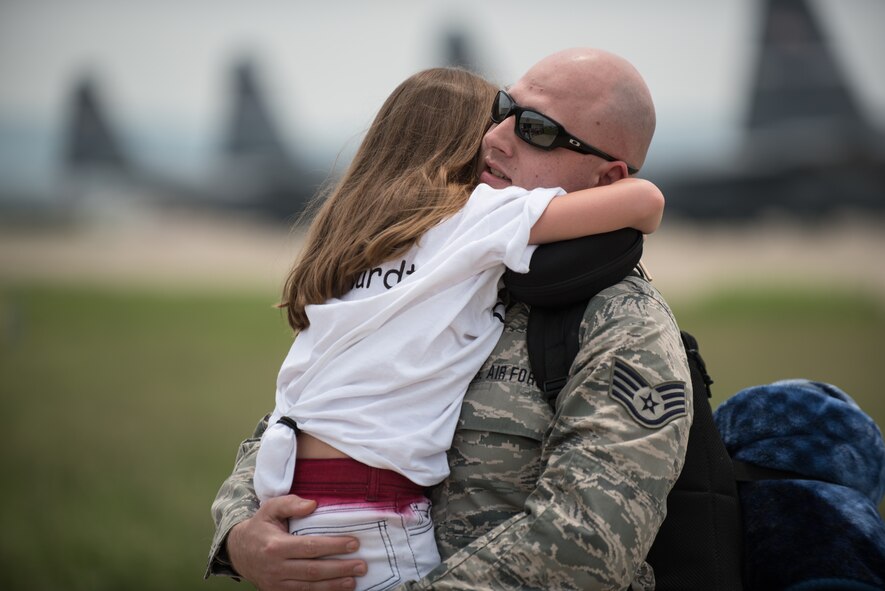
{"left": 609, "top": 358, "right": 687, "bottom": 429}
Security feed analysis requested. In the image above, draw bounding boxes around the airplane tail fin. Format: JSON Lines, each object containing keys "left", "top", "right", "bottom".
{"left": 747, "top": 0, "right": 865, "bottom": 132}
{"left": 63, "top": 75, "right": 130, "bottom": 173}
{"left": 221, "top": 59, "right": 290, "bottom": 165}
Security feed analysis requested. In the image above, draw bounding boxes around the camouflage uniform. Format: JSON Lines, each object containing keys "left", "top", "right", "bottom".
{"left": 207, "top": 276, "right": 692, "bottom": 590}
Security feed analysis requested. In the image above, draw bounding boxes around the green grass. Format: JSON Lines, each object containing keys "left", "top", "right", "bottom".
{"left": 0, "top": 283, "right": 292, "bottom": 591}
{"left": 672, "top": 286, "right": 885, "bottom": 414}
{"left": 1, "top": 281, "right": 883, "bottom": 590}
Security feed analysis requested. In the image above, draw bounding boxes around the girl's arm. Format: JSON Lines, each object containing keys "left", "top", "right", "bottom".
{"left": 529, "top": 178, "right": 664, "bottom": 245}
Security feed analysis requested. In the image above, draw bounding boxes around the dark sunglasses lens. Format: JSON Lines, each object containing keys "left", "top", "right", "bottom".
{"left": 517, "top": 111, "right": 558, "bottom": 148}
{"left": 492, "top": 92, "right": 513, "bottom": 123}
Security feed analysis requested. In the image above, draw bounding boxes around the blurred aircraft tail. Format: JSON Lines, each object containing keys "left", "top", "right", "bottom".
{"left": 748, "top": 0, "right": 863, "bottom": 132}
{"left": 744, "top": 0, "right": 877, "bottom": 166}
{"left": 63, "top": 75, "right": 130, "bottom": 173}
{"left": 212, "top": 58, "right": 319, "bottom": 219}
{"left": 221, "top": 59, "right": 291, "bottom": 166}
{"left": 443, "top": 28, "right": 474, "bottom": 70}
{"left": 660, "top": 0, "right": 885, "bottom": 219}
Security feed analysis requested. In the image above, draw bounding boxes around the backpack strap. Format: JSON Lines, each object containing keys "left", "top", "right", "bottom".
{"left": 526, "top": 300, "right": 588, "bottom": 404}
{"left": 681, "top": 330, "right": 714, "bottom": 398}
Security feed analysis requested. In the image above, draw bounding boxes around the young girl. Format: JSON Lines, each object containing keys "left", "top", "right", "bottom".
{"left": 253, "top": 67, "right": 664, "bottom": 590}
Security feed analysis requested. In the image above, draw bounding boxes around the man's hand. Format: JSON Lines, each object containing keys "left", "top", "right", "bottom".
{"left": 228, "top": 494, "right": 367, "bottom": 591}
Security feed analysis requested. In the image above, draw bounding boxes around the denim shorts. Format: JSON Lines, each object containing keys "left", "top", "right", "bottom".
{"left": 288, "top": 458, "right": 441, "bottom": 591}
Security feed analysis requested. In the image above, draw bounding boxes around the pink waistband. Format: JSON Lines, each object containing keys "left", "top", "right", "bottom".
{"left": 290, "top": 458, "right": 426, "bottom": 502}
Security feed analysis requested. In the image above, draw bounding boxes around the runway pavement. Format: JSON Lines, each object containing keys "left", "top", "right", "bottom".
{"left": 2, "top": 205, "right": 883, "bottom": 301}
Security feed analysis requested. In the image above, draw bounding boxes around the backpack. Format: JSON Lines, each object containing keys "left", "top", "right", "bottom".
{"left": 504, "top": 229, "right": 744, "bottom": 591}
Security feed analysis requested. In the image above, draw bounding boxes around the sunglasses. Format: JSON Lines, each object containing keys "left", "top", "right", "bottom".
{"left": 491, "top": 90, "right": 638, "bottom": 175}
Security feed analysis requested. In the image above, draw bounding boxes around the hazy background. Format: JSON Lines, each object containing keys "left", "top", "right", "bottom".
{"left": 1, "top": 0, "right": 884, "bottom": 198}
{"left": 1, "top": 1, "right": 884, "bottom": 590}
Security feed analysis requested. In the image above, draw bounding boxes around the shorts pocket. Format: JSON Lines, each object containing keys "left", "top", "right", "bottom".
{"left": 405, "top": 500, "right": 434, "bottom": 537}
{"left": 291, "top": 514, "right": 401, "bottom": 591}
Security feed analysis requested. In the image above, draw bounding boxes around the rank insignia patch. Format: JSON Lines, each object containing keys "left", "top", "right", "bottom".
{"left": 609, "top": 359, "right": 687, "bottom": 429}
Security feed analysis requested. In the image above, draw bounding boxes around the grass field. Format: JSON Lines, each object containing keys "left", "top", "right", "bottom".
{"left": 1, "top": 281, "right": 883, "bottom": 591}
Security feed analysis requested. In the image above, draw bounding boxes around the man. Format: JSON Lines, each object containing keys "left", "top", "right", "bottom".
{"left": 206, "top": 47, "right": 691, "bottom": 590}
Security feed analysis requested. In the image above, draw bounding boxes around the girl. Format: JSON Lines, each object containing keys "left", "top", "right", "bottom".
{"left": 253, "top": 67, "right": 663, "bottom": 590}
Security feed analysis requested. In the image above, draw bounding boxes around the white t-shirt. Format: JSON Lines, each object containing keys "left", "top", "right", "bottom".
{"left": 254, "top": 184, "right": 563, "bottom": 502}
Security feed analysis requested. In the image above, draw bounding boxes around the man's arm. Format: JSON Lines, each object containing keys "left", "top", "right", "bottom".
{"left": 206, "top": 416, "right": 267, "bottom": 577}
{"left": 206, "top": 416, "right": 367, "bottom": 590}
{"left": 401, "top": 279, "right": 692, "bottom": 590}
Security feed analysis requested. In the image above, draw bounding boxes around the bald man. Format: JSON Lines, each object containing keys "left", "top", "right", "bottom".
{"left": 207, "top": 48, "right": 691, "bottom": 591}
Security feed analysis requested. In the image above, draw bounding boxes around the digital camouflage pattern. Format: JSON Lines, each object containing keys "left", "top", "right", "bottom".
{"left": 400, "top": 276, "right": 691, "bottom": 590}
{"left": 207, "top": 276, "right": 692, "bottom": 590}
{"left": 207, "top": 422, "right": 266, "bottom": 579}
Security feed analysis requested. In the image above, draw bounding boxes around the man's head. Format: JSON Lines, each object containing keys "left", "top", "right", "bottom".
{"left": 479, "top": 48, "right": 656, "bottom": 192}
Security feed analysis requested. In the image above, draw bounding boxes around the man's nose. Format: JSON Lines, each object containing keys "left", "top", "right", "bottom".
{"left": 483, "top": 118, "right": 515, "bottom": 157}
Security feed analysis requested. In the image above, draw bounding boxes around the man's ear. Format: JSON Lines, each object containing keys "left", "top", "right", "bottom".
{"left": 596, "top": 162, "right": 630, "bottom": 186}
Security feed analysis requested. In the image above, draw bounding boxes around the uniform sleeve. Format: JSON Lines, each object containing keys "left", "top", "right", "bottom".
{"left": 204, "top": 415, "right": 269, "bottom": 579}
{"left": 398, "top": 285, "right": 692, "bottom": 590}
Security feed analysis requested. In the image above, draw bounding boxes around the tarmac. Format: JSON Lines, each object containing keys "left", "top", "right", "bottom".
{"left": 1, "top": 204, "right": 884, "bottom": 302}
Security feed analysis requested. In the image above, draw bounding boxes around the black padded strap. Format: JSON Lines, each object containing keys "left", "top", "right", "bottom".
{"left": 505, "top": 228, "right": 643, "bottom": 307}
{"left": 681, "top": 331, "right": 714, "bottom": 399}
{"left": 526, "top": 300, "right": 589, "bottom": 406}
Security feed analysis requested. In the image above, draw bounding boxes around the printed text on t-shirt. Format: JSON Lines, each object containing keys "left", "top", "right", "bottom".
{"left": 353, "top": 260, "right": 416, "bottom": 290}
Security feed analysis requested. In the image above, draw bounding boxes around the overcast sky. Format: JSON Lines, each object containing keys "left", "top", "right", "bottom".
{"left": 1, "top": 0, "right": 883, "bottom": 193}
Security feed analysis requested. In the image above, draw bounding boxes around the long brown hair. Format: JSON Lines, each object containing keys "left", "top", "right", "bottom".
{"left": 282, "top": 67, "right": 497, "bottom": 331}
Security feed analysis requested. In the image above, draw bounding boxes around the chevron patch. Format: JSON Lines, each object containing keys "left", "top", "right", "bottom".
{"left": 609, "top": 359, "right": 687, "bottom": 429}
